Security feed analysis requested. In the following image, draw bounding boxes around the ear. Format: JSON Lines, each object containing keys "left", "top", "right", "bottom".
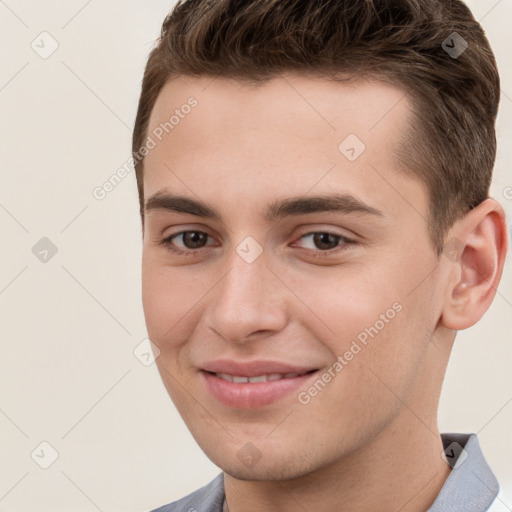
{"left": 440, "top": 198, "right": 509, "bottom": 330}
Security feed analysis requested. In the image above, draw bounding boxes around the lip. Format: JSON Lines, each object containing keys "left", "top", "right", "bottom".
{"left": 201, "top": 359, "right": 317, "bottom": 377}
{"left": 200, "top": 359, "right": 319, "bottom": 409}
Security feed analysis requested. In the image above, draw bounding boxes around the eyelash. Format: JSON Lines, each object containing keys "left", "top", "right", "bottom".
{"left": 158, "top": 230, "right": 356, "bottom": 259}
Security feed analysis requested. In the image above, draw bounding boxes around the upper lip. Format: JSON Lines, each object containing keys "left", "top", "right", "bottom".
{"left": 201, "top": 359, "right": 318, "bottom": 377}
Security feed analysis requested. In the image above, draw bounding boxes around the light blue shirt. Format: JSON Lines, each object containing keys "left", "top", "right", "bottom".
{"left": 151, "top": 433, "right": 499, "bottom": 512}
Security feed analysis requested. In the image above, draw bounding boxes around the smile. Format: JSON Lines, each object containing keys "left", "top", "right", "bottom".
{"left": 214, "top": 371, "right": 310, "bottom": 383}
{"left": 201, "top": 367, "right": 318, "bottom": 409}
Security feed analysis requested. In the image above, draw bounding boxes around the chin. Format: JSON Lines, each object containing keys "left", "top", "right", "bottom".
{"left": 220, "top": 461, "right": 313, "bottom": 482}
{"left": 204, "top": 443, "right": 325, "bottom": 482}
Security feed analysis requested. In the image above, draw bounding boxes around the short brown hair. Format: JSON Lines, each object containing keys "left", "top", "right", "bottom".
{"left": 132, "top": 0, "right": 500, "bottom": 253}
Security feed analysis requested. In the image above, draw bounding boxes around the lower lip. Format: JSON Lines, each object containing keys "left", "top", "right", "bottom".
{"left": 201, "top": 371, "right": 318, "bottom": 409}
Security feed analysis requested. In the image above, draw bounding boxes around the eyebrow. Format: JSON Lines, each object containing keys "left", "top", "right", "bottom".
{"left": 144, "top": 191, "right": 384, "bottom": 222}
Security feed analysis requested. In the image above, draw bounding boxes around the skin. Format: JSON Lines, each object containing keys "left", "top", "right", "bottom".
{"left": 140, "top": 74, "right": 508, "bottom": 512}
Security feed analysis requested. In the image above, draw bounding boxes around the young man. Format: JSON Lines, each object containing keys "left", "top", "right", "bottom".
{"left": 133, "top": 1, "right": 508, "bottom": 510}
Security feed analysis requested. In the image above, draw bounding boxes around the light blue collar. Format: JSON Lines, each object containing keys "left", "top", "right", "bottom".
{"left": 427, "top": 433, "right": 499, "bottom": 512}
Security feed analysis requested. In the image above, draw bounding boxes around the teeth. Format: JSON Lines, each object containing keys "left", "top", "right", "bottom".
{"left": 217, "top": 373, "right": 234, "bottom": 382}
{"left": 216, "top": 372, "right": 303, "bottom": 383}
{"left": 248, "top": 375, "right": 267, "bottom": 383}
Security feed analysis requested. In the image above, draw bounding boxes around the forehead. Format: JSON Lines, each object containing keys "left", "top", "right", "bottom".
{"left": 147, "top": 73, "right": 409, "bottom": 144}
{"left": 142, "top": 74, "right": 425, "bottom": 224}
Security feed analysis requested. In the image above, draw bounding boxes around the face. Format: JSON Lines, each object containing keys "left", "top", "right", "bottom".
{"left": 141, "top": 74, "right": 447, "bottom": 480}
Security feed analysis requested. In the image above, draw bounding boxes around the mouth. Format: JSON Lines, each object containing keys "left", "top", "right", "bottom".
{"left": 200, "top": 365, "right": 319, "bottom": 409}
{"left": 211, "top": 370, "right": 315, "bottom": 383}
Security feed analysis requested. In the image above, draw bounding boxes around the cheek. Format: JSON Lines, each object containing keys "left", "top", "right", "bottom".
{"left": 331, "top": 291, "right": 433, "bottom": 411}
{"left": 289, "top": 264, "right": 402, "bottom": 353}
{"left": 141, "top": 257, "right": 200, "bottom": 347}
{"left": 141, "top": 265, "right": 169, "bottom": 341}
{"left": 294, "top": 260, "right": 432, "bottom": 396}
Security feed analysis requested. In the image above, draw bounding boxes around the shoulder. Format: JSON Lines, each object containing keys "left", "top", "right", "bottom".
{"left": 149, "top": 473, "right": 225, "bottom": 512}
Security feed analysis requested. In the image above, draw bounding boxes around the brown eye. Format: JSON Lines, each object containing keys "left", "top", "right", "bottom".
{"left": 293, "top": 231, "right": 356, "bottom": 260}
{"left": 299, "top": 232, "right": 345, "bottom": 251}
{"left": 180, "top": 231, "right": 208, "bottom": 249}
{"left": 311, "top": 232, "right": 342, "bottom": 250}
{"left": 159, "top": 230, "right": 214, "bottom": 255}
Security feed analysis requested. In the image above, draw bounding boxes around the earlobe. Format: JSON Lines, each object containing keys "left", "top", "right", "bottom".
{"left": 440, "top": 198, "right": 508, "bottom": 331}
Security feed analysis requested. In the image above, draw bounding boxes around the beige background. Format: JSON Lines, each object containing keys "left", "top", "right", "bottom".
{"left": 0, "top": 1, "right": 511, "bottom": 511}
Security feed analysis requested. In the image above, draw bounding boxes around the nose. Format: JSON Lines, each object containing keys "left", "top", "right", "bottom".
{"left": 206, "top": 247, "right": 288, "bottom": 344}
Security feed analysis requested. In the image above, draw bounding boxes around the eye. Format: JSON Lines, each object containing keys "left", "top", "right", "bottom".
{"left": 298, "top": 232, "right": 343, "bottom": 250}
{"left": 159, "top": 230, "right": 215, "bottom": 255}
{"left": 293, "top": 231, "right": 355, "bottom": 258}
{"left": 158, "top": 229, "right": 356, "bottom": 258}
